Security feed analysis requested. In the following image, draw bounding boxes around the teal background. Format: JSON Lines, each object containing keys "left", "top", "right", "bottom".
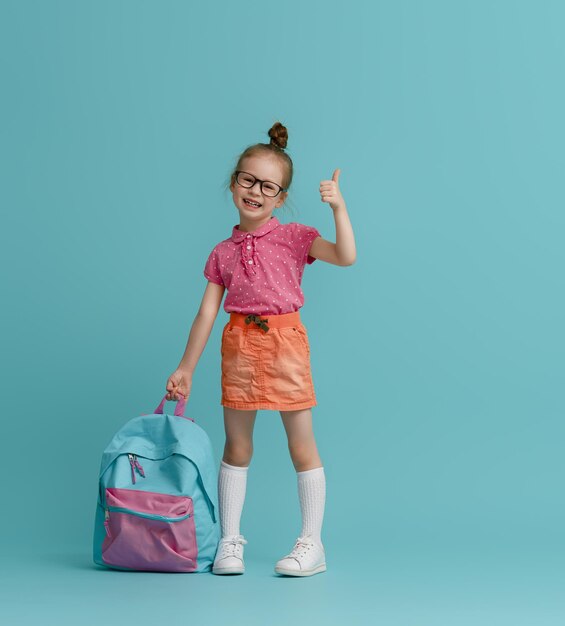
{"left": 1, "top": 0, "right": 563, "bottom": 624}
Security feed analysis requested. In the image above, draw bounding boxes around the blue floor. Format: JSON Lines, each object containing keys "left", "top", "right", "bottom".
{"left": 2, "top": 544, "right": 562, "bottom": 626}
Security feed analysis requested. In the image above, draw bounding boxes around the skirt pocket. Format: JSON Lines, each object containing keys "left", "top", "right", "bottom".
{"left": 220, "top": 323, "right": 229, "bottom": 357}
{"left": 221, "top": 324, "right": 237, "bottom": 357}
{"left": 102, "top": 487, "right": 197, "bottom": 572}
{"left": 294, "top": 325, "right": 311, "bottom": 355}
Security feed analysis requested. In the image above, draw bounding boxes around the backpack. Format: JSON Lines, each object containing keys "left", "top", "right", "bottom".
{"left": 93, "top": 394, "right": 220, "bottom": 572}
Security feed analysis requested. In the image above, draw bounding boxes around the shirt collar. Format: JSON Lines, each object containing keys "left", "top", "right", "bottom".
{"left": 230, "top": 216, "right": 281, "bottom": 243}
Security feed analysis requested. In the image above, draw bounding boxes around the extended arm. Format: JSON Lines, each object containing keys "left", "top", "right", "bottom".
{"left": 166, "top": 281, "right": 225, "bottom": 400}
{"left": 309, "top": 168, "right": 356, "bottom": 266}
{"left": 176, "top": 281, "right": 225, "bottom": 374}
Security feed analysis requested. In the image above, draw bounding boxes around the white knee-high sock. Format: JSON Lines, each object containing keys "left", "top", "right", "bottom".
{"left": 297, "top": 466, "right": 326, "bottom": 544}
{"left": 218, "top": 460, "right": 248, "bottom": 538}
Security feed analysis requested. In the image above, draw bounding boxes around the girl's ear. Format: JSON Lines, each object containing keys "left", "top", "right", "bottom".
{"left": 276, "top": 191, "right": 288, "bottom": 208}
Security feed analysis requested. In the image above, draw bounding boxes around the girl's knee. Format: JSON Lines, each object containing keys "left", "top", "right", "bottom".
{"left": 223, "top": 441, "right": 253, "bottom": 467}
{"left": 288, "top": 441, "right": 320, "bottom": 470}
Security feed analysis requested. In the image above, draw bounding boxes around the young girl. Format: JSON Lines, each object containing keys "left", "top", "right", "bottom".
{"left": 165, "top": 121, "right": 356, "bottom": 577}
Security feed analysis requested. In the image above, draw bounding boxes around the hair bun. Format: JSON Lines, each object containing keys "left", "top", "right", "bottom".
{"left": 268, "top": 121, "right": 288, "bottom": 150}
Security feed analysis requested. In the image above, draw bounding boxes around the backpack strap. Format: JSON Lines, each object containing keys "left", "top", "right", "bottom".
{"left": 154, "top": 393, "right": 189, "bottom": 419}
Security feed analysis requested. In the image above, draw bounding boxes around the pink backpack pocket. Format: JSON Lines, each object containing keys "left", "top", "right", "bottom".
{"left": 102, "top": 487, "right": 197, "bottom": 572}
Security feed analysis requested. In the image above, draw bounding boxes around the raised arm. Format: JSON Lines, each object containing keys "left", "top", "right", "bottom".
{"left": 308, "top": 168, "right": 356, "bottom": 266}
{"left": 165, "top": 281, "right": 225, "bottom": 400}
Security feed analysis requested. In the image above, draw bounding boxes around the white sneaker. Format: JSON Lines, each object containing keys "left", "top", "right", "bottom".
{"left": 274, "top": 534, "right": 327, "bottom": 577}
{"left": 212, "top": 535, "right": 248, "bottom": 575}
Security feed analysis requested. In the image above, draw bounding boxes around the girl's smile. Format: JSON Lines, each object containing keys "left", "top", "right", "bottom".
{"left": 243, "top": 198, "right": 262, "bottom": 209}
{"left": 243, "top": 198, "right": 261, "bottom": 209}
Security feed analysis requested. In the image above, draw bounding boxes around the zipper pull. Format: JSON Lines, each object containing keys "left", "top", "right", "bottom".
{"left": 127, "top": 453, "right": 136, "bottom": 484}
{"left": 104, "top": 508, "right": 111, "bottom": 537}
{"left": 133, "top": 454, "right": 145, "bottom": 478}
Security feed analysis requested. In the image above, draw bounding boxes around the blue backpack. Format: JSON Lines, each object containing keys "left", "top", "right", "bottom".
{"left": 93, "top": 395, "right": 220, "bottom": 572}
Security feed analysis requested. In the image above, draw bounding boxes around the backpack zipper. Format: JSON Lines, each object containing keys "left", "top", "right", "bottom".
{"left": 104, "top": 506, "right": 192, "bottom": 526}
{"left": 104, "top": 508, "right": 111, "bottom": 536}
{"left": 127, "top": 453, "right": 146, "bottom": 484}
{"left": 133, "top": 454, "right": 145, "bottom": 478}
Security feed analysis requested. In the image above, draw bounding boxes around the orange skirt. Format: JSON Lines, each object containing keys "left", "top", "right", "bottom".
{"left": 220, "top": 311, "right": 317, "bottom": 411}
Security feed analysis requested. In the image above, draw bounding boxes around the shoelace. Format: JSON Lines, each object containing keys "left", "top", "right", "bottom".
{"left": 284, "top": 536, "right": 317, "bottom": 560}
{"left": 218, "top": 535, "right": 248, "bottom": 559}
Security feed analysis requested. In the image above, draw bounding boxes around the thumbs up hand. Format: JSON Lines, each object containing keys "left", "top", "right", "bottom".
{"left": 320, "top": 168, "right": 345, "bottom": 212}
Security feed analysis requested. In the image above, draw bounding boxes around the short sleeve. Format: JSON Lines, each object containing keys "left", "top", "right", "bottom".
{"left": 203, "top": 247, "right": 225, "bottom": 285}
{"left": 291, "top": 223, "right": 322, "bottom": 266}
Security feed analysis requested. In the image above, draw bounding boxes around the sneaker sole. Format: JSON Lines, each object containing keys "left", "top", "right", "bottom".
{"left": 212, "top": 566, "right": 245, "bottom": 575}
{"left": 274, "top": 562, "right": 327, "bottom": 577}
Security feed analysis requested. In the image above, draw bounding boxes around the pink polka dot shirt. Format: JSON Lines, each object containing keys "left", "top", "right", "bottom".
{"left": 204, "top": 216, "right": 321, "bottom": 315}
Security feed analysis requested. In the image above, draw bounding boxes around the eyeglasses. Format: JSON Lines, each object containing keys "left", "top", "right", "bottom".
{"left": 234, "top": 170, "right": 286, "bottom": 198}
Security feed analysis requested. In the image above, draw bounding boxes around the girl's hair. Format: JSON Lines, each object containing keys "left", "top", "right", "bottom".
{"left": 224, "top": 121, "right": 296, "bottom": 216}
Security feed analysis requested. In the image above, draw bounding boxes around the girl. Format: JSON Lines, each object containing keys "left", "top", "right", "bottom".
{"left": 165, "top": 121, "right": 356, "bottom": 577}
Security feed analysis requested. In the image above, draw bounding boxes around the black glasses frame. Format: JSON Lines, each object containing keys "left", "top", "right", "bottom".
{"left": 234, "top": 170, "right": 286, "bottom": 197}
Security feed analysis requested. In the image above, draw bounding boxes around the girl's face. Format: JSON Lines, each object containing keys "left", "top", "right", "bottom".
{"left": 230, "top": 155, "right": 288, "bottom": 225}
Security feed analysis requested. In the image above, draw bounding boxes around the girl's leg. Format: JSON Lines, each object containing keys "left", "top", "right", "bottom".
{"left": 222, "top": 406, "right": 257, "bottom": 467}
{"left": 280, "top": 408, "right": 322, "bottom": 471}
{"left": 213, "top": 407, "right": 257, "bottom": 575}
{"left": 218, "top": 407, "right": 257, "bottom": 538}
{"left": 280, "top": 408, "right": 326, "bottom": 545}
{"left": 274, "top": 408, "right": 326, "bottom": 576}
